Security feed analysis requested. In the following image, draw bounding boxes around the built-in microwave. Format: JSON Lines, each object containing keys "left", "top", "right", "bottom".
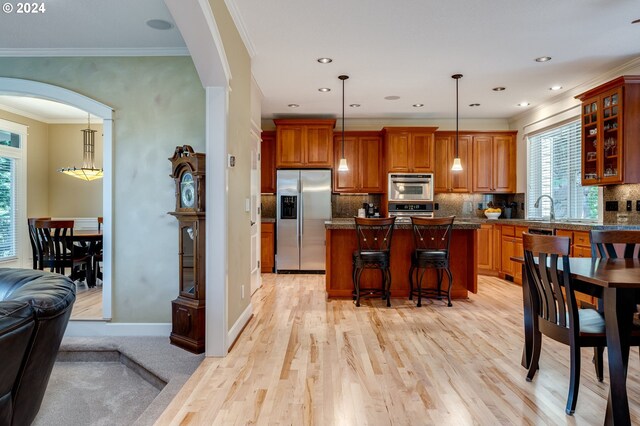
{"left": 388, "top": 173, "right": 434, "bottom": 202}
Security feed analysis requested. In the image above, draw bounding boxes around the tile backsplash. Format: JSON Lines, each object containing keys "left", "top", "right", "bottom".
{"left": 603, "top": 184, "right": 640, "bottom": 224}
{"left": 434, "top": 192, "right": 525, "bottom": 219}
{"left": 261, "top": 194, "right": 276, "bottom": 218}
{"left": 332, "top": 194, "right": 382, "bottom": 218}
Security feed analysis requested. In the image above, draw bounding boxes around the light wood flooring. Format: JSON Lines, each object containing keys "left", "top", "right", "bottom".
{"left": 155, "top": 274, "right": 640, "bottom": 425}
{"left": 71, "top": 285, "right": 103, "bottom": 320}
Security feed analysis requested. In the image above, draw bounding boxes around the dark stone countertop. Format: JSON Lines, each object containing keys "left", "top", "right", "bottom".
{"left": 261, "top": 218, "right": 275, "bottom": 223}
{"left": 325, "top": 218, "right": 481, "bottom": 230}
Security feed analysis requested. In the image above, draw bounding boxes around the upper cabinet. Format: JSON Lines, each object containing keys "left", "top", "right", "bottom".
{"left": 261, "top": 131, "right": 276, "bottom": 193}
{"left": 274, "top": 119, "right": 336, "bottom": 168}
{"left": 576, "top": 76, "right": 640, "bottom": 186}
{"left": 382, "top": 127, "right": 437, "bottom": 172}
{"left": 434, "top": 132, "right": 472, "bottom": 193}
{"left": 471, "top": 132, "right": 517, "bottom": 193}
{"left": 333, "top": 131, "right": 384, "bottom": 193}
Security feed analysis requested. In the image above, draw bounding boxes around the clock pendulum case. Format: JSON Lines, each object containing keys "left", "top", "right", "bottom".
{"left": 168, "top": 145, "right": 206, "bottom": 354}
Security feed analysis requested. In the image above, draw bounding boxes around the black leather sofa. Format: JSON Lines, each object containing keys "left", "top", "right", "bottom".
{"left": 0, "top": 268, "right": 75, "bottom": 426}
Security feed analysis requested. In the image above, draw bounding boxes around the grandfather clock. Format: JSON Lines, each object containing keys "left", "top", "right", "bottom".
{"left": 169, "top": 145, "right": 206, "bottom": 354}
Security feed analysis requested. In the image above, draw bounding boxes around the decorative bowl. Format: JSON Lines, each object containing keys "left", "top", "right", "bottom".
{"left": 485, "top": 211, "right": 501, "bottom": 220}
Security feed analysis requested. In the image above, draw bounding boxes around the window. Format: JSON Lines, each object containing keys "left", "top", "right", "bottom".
{"left": 527, "top": 120, "right": 598, "bottom": 220}
{"left": 0, "top": 123, "right": 26, "bottom": 264}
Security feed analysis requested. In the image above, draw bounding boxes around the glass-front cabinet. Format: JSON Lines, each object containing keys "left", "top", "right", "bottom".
{"left": 577, "top": 76, "right": 640, "bottom": 186}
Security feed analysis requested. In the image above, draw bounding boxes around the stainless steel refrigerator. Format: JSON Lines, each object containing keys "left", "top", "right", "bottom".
{"left": 276, "top": 170, "right": 331, "bottom": 272}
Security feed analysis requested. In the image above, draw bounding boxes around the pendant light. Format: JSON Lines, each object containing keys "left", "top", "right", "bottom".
{"left": 338, "top": 74, "right": 349, "bottom": 172}
{"left": 58, "top": 113, "right": 103, "bottom": 181}
{"left": 451, "top": 74, "right": 463, "bottom": 172}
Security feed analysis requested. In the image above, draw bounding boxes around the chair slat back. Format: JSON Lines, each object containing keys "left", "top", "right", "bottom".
{"left": 411, "top": 216, "right": 455, "bottom": 253}
{"left": 590, "top": 230, "right": 640, "bottom": 259}
{"left": 34, "top": 220, "right": 75, "bottom": 272}
{"left": 27, "top": 217, "right": 50, "bottom": 269}
{"left": 354, "top": 217, "right": 396, "bottom": 252}
{"left": 523, "top": 233, "right": 576, "bottom": 330}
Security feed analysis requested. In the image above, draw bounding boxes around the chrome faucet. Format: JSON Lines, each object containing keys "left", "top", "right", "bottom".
{"left": 534, "top": 195, "right": 555, "bottom": 221}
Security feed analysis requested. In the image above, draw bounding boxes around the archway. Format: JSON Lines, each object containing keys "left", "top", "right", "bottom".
{"left": 0, "top": 77, "right": 114, "bottom": 320}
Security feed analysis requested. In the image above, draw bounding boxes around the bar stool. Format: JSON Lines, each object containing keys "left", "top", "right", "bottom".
{"left": 352, "top": 217, "right": 396, "bottom": 307}
{"left": 408, "top": 216, "right": 455, "bottom": 307}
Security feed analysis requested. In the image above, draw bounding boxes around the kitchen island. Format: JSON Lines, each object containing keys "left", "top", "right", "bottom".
{"left": 325, "top": 219, "right": 481, "bottom": 299}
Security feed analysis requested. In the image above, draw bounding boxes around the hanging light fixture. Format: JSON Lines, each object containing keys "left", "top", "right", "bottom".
{"left": 451, "top": 74, "right": 463, "bottom": 172}
{"left": 58, "top": 114, "right": 103, "bottom": 181}
{"left": 338, "top": 74, "right": 349, "bottom": 172}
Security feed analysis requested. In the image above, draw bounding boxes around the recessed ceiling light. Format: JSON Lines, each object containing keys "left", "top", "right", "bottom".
{"left": 384, "top": 95, "right": 401, "bottom": 100}
{"left": 349, "top": 104, "right": 361, "bottom": 107}
{"left": 317, "top": 58, "right": 333, "bottom": 64}
{"left": 412, "top": 103, "right": 424, "bottom": 107}
{"left": 469, "top": 103, "right": 481, "bottom": 107}
{"left": 535, "top": 56, "right": 552, "bottom": 62}
{"left": 492, "top": 87, "right": 506, "bottom": 91}
{"left": 288, "top": 104, "right": 300, "bottom": 108}
{"left": 318, "top": 88, "right": 331, "bottom": 92}
{"left": 549, "top": 85, "right": 563, "bottom": 91}
{"left": 146, "top": 19, "right": 173, "bottom": 30}
{"left": 518, "top": 102, "right": 530, "bottom": 107}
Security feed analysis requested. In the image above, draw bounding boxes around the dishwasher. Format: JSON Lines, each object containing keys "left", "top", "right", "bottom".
{"left": 527, "top": 227, "right": 554, "bottom": 235}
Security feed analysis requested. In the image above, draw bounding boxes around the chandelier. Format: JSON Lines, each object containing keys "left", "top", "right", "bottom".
{"left": 58, "top": 114, "right": 103, "bottom": 181}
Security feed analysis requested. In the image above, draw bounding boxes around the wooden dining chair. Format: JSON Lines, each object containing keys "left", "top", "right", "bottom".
{"left": 94, "top": 217, "right": 104, "bottom": 282}
{"left": 34, "top": 219, "right": 91, "bottom": 283}
{"left": 523, "top": 233, "right": 610, "bottom": 415}
{"left": 27, "top": 217, "right": 50, "bottom": 270}
{"left": 590, "top": 230, "right": 640, "bottom": 259}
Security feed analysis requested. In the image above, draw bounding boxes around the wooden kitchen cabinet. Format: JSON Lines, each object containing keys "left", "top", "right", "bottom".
{"left": 499, "top": 225, "right": 527, "bottom": 283}
{"left": 274, "top": 119, "right": 336, "bottom": 168}
{"left": 333, "top": 132, "right": 383, "bottom": 193}
{"left": 471, "top": 132, "right": 517, "bottom": 193}
{"left": 261, "top": 131, "right": 276, "bottom": 193}
{"left": 434, "top": 132, "right": 472, "bottom": 193}
{"left": 477, "top": 224, "right": 494, "bottom": 271}
{"left": 382, "top": 127, "right": 438, "bottom": 172}
{"left": 261, "top": 222, "right": 275, "bottom": 273}
{"left": 576, "top": 76, "right": 640, "bottom": 186}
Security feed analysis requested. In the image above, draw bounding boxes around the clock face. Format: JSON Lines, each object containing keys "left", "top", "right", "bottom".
{"left": 180, "top": 172, "right": 195, "bottom": 208}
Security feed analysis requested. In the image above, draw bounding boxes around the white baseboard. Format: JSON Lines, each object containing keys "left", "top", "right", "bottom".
{"left": 227, "top": 303, "right": 252, "bottom": 351}
{"left": 65, "top": 321, "right": 172, "bottom": 337}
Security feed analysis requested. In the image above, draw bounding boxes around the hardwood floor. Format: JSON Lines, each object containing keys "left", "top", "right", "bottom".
{"left": 155, "top": 274, "right": 640, "bottom": 425}
{"left": 71, "top": 285, "right": 102, "bottom": 320}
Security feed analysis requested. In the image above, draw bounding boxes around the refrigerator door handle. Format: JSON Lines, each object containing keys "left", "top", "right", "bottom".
{"left": 300, "top": 181, "right": 304, "bottom": 235}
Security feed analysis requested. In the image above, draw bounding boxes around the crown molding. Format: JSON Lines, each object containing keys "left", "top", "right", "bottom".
{"left": 0, "top": 47, "right": 190, "bottom": 57}
{"left": 224, "top": 0, "right": 256, "bottom": 58}
{"left": 509, "top": 56, "right": 640, "bottom": 124}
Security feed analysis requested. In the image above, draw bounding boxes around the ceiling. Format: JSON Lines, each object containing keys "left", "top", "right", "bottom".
{"left": 228, "top": 0, "right": 640, "bottom": 120}
{"left": 0, "top": 0, "right": 638, "bottom": 121}
{"left": 0, "top": 96, "right": 102, "bottom": 123}
{"left": 0, "top": 0, "right": 186, "bottom": 54}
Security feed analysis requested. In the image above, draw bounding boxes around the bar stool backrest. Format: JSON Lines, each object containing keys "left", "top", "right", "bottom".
{"left": 410, "top": 216, "right": 455, "bottom": 254}
{"left": 590, "top": 230, "right": 640, "bottom": 259}
{"left": 354, "top": 217, "right": 396, "bottom": 253}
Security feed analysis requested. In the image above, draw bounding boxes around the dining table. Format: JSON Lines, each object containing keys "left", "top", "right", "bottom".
{"left": 516, "top": 256, "right": 640, "bottom": 426}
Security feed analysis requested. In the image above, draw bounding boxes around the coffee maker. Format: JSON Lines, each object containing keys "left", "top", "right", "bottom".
{"left": 362, "top": 203, "right": 379, "bottom": 218}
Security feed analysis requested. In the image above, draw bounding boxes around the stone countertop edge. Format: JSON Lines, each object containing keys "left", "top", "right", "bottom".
{"left": 325, "top": 217, "right": 640, "bottom": 231}
{"left": 325, "top": 218, "right": 481, "bottom": 230}
{"left": 261, "top": 218, "right": 276, "bottom": 223}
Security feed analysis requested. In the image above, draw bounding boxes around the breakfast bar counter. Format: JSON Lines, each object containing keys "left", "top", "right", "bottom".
{"left": 325, "top": 219, "right": 481, "bottom": 299}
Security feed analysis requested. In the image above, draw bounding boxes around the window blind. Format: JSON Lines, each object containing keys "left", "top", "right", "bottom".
{"left": 527, "top": 120, "right": 598, "bottom": 220}
{"left": 0, "top": 156, "right": 16, "bottom": 260}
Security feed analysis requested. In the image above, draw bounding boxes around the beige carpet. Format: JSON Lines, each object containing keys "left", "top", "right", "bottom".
{"left": 32, "top": 336, "right": 204, "bottom": 426}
